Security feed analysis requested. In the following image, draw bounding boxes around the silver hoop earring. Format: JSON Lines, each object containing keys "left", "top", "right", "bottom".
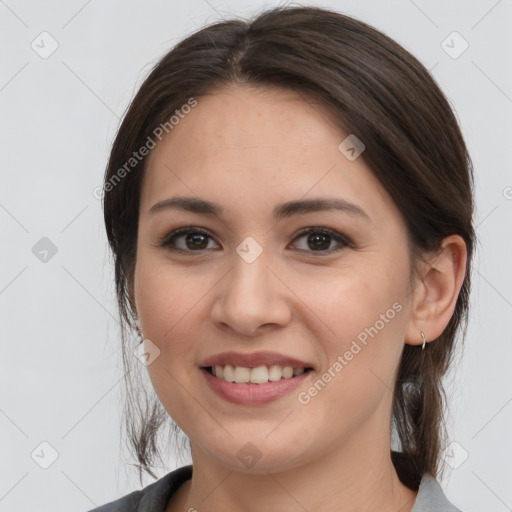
{"left": 421, "top": 331, "right": 427, "bottom": 350}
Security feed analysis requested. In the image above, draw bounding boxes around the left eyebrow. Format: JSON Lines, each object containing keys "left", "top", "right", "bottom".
{"left": 149, "top": 196, "right": 370, "bottom": 222}
{"left": 273, "top": 197, "right": 370, "bottom": 222}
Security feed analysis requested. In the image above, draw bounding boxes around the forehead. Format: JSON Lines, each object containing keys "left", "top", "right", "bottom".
{"left": 149, "top": 85, "right": 344, "bottom": 162}
{"left": 140, "top": 85, "right": 395, "bottom": 225}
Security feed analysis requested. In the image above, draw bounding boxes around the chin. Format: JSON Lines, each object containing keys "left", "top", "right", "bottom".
{"left": 199, "top": 435, "right": 311, "bottom": 475}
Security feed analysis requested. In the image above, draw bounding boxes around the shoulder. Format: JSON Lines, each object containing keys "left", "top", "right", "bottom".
{"left": 412, "top": 472, "right": 463, "bottom": 512}
{"left": 84, "top": 465, "right": 193, "bottom": 512}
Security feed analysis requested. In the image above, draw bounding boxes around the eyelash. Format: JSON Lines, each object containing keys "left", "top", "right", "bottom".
{"left": 158, "top": 226, "right": 352, "bottom": 256}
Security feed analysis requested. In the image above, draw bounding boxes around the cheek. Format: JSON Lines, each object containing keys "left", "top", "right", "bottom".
{"left": 134, "top": 259, "right": 206, "bottom": 427}
{"left": 132, "top": 243, "right": 210, "bottom": 423}
{"left": 302, "top": 262, "right": 407, "bottom": 343}
{"left": 134, "top": 251, "right": 201, "bottom": 368}
{"left": 133, "top": 253, "right": 232, "bottom": 413}
{"left": 299, "top": 264, "right": 408, "bottom": 401}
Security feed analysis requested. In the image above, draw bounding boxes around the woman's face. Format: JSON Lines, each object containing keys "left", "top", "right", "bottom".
{"left": 134, "top": 85, "right": 419, "bottom": 473}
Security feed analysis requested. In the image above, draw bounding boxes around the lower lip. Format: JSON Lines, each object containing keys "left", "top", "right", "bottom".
{"left": 201, "top": 368, "right": 312, "bottom": 405}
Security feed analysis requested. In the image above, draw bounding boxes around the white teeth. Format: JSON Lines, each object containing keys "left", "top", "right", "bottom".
{"left": 210, "top": 364, "right": 307, "bottom": 384}
{"left": 234, "top": 366, "right": 250, "bottom": 383}
{"left": 282, "top": 366, "right": 293, "bottom": 379}
{"left": 250, "top": 366, "right": 269, "bottom": 384}
{"left": 268, "top": 365, "right": 282, "bottom": 381}
{"left": 223, "top": 364, "right": 235, "bottom": 382}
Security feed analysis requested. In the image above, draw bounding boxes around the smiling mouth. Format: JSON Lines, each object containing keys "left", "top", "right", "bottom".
{"left": 203, "top": 365, "right": 314, "bottom": 385}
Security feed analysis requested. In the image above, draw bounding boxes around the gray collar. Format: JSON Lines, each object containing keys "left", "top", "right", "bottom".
{"left": 411, "top": 472, "right": 462, "bottom": 511}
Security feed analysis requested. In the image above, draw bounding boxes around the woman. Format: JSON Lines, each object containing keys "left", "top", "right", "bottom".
{"left": 89, "top": 5, "right": 474, "bottom": 511}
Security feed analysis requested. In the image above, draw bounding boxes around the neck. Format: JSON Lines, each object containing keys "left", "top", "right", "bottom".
{"left": 167, "top": 428, "right": 418, "bottom": 512}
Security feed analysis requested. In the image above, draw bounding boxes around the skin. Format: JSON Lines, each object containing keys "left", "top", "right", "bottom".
{"left": 133, "top": 84, "right": 467, "bottom": 512}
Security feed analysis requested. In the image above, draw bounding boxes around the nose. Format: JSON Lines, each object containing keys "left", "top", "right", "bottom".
{"left": 210, "top": 248, "right": 292, "bottom": 337}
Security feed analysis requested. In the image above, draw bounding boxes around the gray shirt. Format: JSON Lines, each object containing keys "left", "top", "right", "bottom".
{"left": 86, "top": 465, "right": 462, "bottom": 511}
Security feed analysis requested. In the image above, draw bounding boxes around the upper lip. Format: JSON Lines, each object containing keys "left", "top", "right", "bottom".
{"left": 200, "top": 351, "right": 313, "bottom": 369}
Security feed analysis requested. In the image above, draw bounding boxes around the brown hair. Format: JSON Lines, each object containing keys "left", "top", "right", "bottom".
{"left": 102, "top": 5, "right": 475, "bottom": 489}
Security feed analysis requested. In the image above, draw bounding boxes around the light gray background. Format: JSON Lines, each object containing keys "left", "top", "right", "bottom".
{"left": 1, "top": 0, "right": 511, "bottom": 510}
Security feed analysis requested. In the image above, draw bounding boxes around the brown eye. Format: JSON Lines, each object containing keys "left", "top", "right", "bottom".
{"left": 291, "top": 228, "right": 350, "bottom": 255}
{"left": 183, "top": 232, "right": 209, "bottom": 250}
{"left": 160, "top": 227, "right": 219, "bottom": 253}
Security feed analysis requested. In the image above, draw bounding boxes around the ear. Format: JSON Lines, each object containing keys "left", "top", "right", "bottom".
{"left": 405, "top": 234, "right": 468, "bottom": 347}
